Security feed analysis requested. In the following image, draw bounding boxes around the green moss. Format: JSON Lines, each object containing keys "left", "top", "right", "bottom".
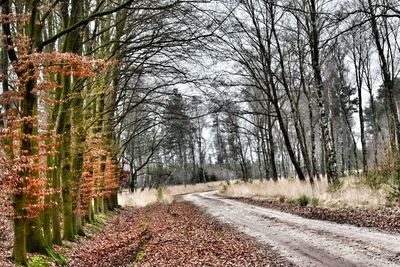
{"left": 135, "top": 244, "right": 148, "bottom": 262}
{"left": 28, "top": 248, "right": 68, "bottom": 266}
{"left": 28, "top": 256, "right": 49, "bottom": 267}
{"left": 139, "top": 221, "right": 148, "bottom": 230}
{"left": 86, "top": 224, "right": 102, "bottom": 234}
{"left": 45, "top": 247, "right": 68, "bottom": 266}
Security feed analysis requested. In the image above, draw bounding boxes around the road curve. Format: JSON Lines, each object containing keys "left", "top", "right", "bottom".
{"left": 184, "top": 191, "right": 400, "bottom": 267}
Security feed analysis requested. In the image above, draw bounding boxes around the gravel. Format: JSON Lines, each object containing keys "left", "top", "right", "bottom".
{"left": 185, "top": 191, "right": 400, "bottom": 267}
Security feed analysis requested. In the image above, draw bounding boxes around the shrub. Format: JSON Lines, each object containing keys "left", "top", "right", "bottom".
{"left": 362, "top": 171, "right": 388, "bottom": 190}
{"left": 310, "top": 198, "right": 320, "bottom": 207}
{"left": 388, "top": 171, "right": 400, "bottom": 200}
{"left": 295, "top": 195, "right": 310, "bottom": 207}
{"left": 360, "top": 168, "right": 400, "bottom": 200}
{"left": 220, "top": 183, "right": 228, "bottom": 194}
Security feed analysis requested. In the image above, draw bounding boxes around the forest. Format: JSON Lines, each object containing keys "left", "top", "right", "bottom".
{"left": 1, "top": 0, "right": 400, "bottom": 266}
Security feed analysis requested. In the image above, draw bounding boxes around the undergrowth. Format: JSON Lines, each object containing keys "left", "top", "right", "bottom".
{"left": 27, "top": 249, "right": 68, "bottom": 267}
{"left": 361, "top": 171, "right": 390, "bottom": 190}
{"left": 327, "top": 179, "right": 344, "bottom": 193}
{"left": 283, "top": 195, "right": 320, "bottom": 207}
{"left": 360, "top": 168, "right": 400, "bottom": 201}
{"left": 220, "top": 175, "right": 390, "bottom": 207}
{"left": 45, "top": 247, "right": 68, "bottom": 266}
{"left": 28, "top": 256, "right": 49, "bottom": 267}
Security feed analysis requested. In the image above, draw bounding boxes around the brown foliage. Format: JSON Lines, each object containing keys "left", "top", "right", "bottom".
{"left": 0, "top": 44, "right": 116, "bottom": 219}
{"left": 64, "top": 201, "right": 292, "bottom": 267}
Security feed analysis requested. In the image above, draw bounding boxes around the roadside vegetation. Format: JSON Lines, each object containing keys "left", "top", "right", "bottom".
{"left": 118, "top": 181, "right": 221, "bottom": 207}
{"left": 219, "top": 175, "right": 393, "bottom": 208}
{"left": 218, "top": 175, "right": 400, "bottom": 234}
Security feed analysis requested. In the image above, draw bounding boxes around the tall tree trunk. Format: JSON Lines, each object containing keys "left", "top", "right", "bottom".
{"left": 260, "top": 121, "right": 270, "bottom": 180}
{"left": 58, "top": 0, "right": 83, "bottom": 241}
{"left": 308, "top": 0, "right": 338, "bottom": 182}
{"left": 297, "top": 21, "right": 319, "bottom": 179}
{"left": 271, "top": 16, "right": 312, "bottom": 181}
{"left": 352, "top": 43, "right": 368, "bottom": 174}
{"left": 71, "top": 86, "right": 85, "bottom": 235}
{"left": 50, "top": 74, "right": 63, "bottom": 245}
{"left": 364, "top": 66, "right": 380, "bottom": 168}
{"left": 269, "top": 88, "right": 306, "bottom": 180}
{"left": 60, "top": 75, "right": 74, "bottom": 241}
{"left": 267, "top": 113, "right": 278, "bottom": 181}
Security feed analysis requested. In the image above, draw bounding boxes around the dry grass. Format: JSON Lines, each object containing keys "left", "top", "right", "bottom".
{"left": 118, "top": 189, "right": 171, "bottom": 207}
{"left": 220, "top": 177, "right": 389, "bottom": 208}
{"left": 118, "top": 181, "right": 222, "bottom": 207}
{"left": 118, "top": 176, "right": 390, "bottom": 208}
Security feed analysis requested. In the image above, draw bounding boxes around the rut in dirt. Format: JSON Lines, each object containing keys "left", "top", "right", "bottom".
{"left": 184, "top": 191, "right": 400, "bottom": 267}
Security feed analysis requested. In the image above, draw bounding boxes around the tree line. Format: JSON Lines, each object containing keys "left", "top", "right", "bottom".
{"left": 206, "top": 0, "right": 400, "bottom": 186}
{"left": 124, "top": 0, "right": 400, "bottom": 192}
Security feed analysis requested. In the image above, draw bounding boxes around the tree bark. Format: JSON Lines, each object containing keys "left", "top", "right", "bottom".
{"left": 307, "top": 0, "right": 338, "bottom": 182}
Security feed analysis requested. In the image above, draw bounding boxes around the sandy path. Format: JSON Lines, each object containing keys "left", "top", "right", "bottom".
{"left": 184, "top": 191, "right": 400, "bottom": 267}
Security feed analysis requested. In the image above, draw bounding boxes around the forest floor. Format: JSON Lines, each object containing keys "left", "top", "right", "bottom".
{"left": 0, "top": 200, "right": 292, "bottom": 267}
{"left": 185, "top": 191, "right": 400, "bottom": 267}
{"left": 0, "top": 215, "right": 13, "bottom": 267}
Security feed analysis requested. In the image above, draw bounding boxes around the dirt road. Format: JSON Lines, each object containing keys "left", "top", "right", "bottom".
{"left": 184, "top": 191, "right": 400, "bottom": 267}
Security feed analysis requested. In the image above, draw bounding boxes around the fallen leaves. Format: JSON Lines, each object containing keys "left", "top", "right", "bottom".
{"left": 0, "top": 215, "right": 13, "bottom": 267}
{"left": 64, "top": 201, "right": 293, "bottom": 266}
{"left": 0, "top": 200, "right": 294, "bottom": 266}
{"left": 138, "top": 201, "right": 292, "bottom": 267}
